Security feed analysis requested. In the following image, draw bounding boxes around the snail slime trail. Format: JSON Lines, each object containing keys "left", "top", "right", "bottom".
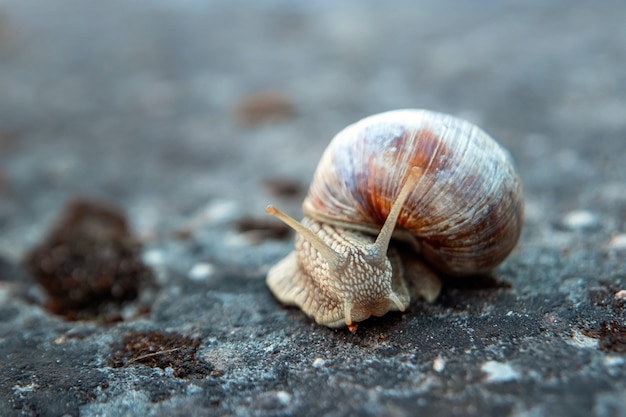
{"left": 266, "top": 109, "right": 524, "bottom": 331}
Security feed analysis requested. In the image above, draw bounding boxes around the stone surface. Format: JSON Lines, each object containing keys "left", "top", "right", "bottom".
{"left": 1, "top": 0, "right": 625, "bottom": 416}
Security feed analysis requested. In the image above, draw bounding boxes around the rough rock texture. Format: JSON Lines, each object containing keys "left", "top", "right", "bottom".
{"left": 1, "top": 1, "right": 625, "bottom": 416}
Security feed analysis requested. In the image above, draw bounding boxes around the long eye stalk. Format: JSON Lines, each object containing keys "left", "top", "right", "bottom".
{"left": 368, "top": 166, "right": 422, "bottom": 263}
{"left": 265, "top": 205, "right": 344, "bottom": 271}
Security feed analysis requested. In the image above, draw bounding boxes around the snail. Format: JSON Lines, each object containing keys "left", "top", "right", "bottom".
{"left": 265, "top": 109, "right": 524, "bottom": 332}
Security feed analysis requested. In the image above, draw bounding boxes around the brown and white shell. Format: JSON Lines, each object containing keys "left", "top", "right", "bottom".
{"left": 303, "top": 109, "right": 524, "bottom": 276}
{"left": 266, "top": 109, "right": 524, "bottom": 331}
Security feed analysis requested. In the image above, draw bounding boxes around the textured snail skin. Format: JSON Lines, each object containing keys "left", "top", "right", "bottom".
{"left": 266, "top": 109, "right": 524, "bottom": 331}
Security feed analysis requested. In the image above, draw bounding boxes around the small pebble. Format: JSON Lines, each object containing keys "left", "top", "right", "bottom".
{"left": 275, "top": 391, "right": 292, "bottom": 406}
{"left": 560, "top": 210, "right": 600, "bottom": 231}
{"left": 480, "top": 361, "right": 520, "bottom": 383}
{"left": 12, "top": 382, "right": 38, "bottom": 394}
{"left": 608, "top": 234, "right": 626, "bottom": 251}
{"left": 203, "top": 200, "right": 240, "bottom": 223}
{"left": 180, "top": 199, "right": 240, "bottom": 232}
{"left": 188, "top": 263, "right": 215, "bottom": 281}
{"left": 432, "top": 356, "right": 446, "bottom": 373}
{"left": 568, "top": 329, "right": 599, "bottom": 349}
{"left": 615, "top": 290, "right": 626, "bottom": 300}
{"left": 142, "top": 249, "right": 165, "bottom": 267}
{"left": 603, "top": 356, "right": 625, "bottom": 368}
{"left": 312, "top": 358, "right": 326, "bottom": 368}
{"left": 186, "top": 384, "right": 203, "bottom": 395}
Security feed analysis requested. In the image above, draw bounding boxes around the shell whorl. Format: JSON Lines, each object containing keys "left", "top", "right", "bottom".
{"left": 302, "top": 109, "right": 524, "bottom": 276}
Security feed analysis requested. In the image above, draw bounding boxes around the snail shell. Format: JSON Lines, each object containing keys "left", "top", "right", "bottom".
{"left": 266, "top": 109, "right": 524, "bottom": 331}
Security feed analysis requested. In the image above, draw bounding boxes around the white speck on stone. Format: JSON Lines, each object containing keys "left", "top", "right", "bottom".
{"left": 275, "top": 390, "right": 292, "bottom": 406}
{"left": 312, "top": 357, "right": 326, "bottom": 368}
{"left": 608, "top": 234, "right": 626, "bottom": 251}
{"left": 604, "top": 356, "right": 625, "bottom": 368}
{"left": 561, "top": 210, "right": 599, "bottom": 231}
{"left": 188, "top": 262, "right": 215, "bottom": 281}
{"left": 13, "top": 382, "right": 38, "bottom": 394}
{"left": 568, "top": 329, "right": 599, "bottom": 349}
{"left": 432, "top": 356, "right": 446, "bottom": 372}
{"left": 194, "top": 199, "right": 240, "bottom": 225}
{"left": 142, "top": 249, "right": 165, "bottom": 266}
{"left": 480, "top": 361, "right": 520, "bottom": 383}
{"left": 224, "top": 231, "right": 250, "bottom": 248}
{"left": 187, "top": 384, "right": 203, "bottom": 395}
{"left": 506, "top": 310, "right": 514, "bottom": 316}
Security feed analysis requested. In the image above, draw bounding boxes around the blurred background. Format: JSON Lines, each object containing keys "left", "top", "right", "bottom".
{"left": 1, "top": 2, "right": 626, "bottom": 415}
{"left": 0, "top": 0, "right": 625, "bottom": 258}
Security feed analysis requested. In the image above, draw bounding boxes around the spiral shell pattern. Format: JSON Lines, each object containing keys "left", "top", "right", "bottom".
{"left": 303, "top": 109, "right": 524, "bottom": 276}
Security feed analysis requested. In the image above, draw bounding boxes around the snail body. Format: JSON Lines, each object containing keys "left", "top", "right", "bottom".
{"left": 266, "top": 109, "right": 524, "bottom": 331}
